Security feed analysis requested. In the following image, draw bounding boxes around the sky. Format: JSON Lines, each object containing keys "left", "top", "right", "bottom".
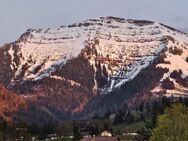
{"left": 0, "top": 0, "right": 188, "bottom": 46}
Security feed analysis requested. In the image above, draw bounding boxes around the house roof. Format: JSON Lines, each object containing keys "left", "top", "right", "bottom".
{"left": 102, "top": 130, "right": 112, "bottom": 133}
{"left": 82, "top": 137, "right": 117, "bottom": 141}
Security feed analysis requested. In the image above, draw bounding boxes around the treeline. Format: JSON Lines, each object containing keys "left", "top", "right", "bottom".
{"left": 1, "top": 95, "right": 188, "bottom": 141}
{"left": 0, "top": 120, "right": 81, "bottom": 140}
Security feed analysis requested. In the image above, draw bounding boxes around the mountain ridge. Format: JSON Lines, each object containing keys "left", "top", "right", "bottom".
{"left": 0, "top": 17, "right": 188, "bottom": 122}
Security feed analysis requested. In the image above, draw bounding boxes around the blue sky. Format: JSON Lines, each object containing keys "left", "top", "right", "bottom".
{"left": 0, "top": 0, "right": 188, "bottom": 45}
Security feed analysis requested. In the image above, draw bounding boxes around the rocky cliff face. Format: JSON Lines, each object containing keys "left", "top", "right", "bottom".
{"left": 0, "top": 17, "right": 188, "bottom": 122}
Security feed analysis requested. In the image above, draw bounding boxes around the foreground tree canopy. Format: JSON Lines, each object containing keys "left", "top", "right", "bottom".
{"left": 150, "top": 104, "right": 188, "bottom": 141}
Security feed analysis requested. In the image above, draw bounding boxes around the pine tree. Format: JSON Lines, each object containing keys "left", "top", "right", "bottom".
{"left": 73, "top": 122, "right": 82, "bottom": 141}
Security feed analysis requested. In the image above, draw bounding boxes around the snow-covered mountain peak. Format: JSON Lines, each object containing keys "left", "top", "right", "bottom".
{"left": 5, "top": 17, "right": 188, "bottom": 96}
{"left": 1, "top": 17, "right": 188, "bottom": 122}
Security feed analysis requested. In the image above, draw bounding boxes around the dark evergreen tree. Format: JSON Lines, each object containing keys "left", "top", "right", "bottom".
{"left": 92, "top": 124, "right": 100, "bottom": 136}
{"left": 179, "top": 97, "right": 183, "bottom": 103}
{"left": 73, "top": 122, "right": 82, "bottom": 141}
{"left": 0, "top": 121, "right": 7, "bottom": 140}
{"left": 113, "top": 111, "right": 124, "bottom": 125}
{"left": 183, "top": 97, "right": 188, "bottom": 107}
{"left": 139, "top": 102, "right": 144, "bottom": 112}
{"left": 28, "top": 123, "right": 40, "bottom": 136}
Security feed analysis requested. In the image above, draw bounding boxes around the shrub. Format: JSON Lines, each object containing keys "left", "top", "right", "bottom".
{"left": 176, "top": 76, "right": 188, "bottom": 87}
{"left": 169, "top": 46, "right": 183, "bottom": 55}
{"left": 162, "top": 77, "right": 175, "bottom": 89}
{"left": 186, "top": 57, "right": 188, "bottom": 63}
{"left": 170, "top": 70, "right": 182, "bottom": 79}
{"left": 165, "top": 36, "right": 175, "bottom": 43}
{"left": 169, "top": 70, "right": 188, "bottom": 87}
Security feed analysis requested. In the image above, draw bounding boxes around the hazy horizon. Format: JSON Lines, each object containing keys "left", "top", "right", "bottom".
{"left": 0, "top": 0, "right": 188, "bottom": 46}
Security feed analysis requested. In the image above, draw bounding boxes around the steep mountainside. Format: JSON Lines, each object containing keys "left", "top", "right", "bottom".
{"left": 0, "top": 84, "right": 26, "bottom": 122}
{"left": 0, "top": 17, "right": 188, "bottom": 122}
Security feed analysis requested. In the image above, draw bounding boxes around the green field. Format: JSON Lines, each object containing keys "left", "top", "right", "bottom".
{"left": 112, "top": 121, "right": 145, "bottom": 134}
{"left": 41, "top": 138, "right": 73, "bottom": 141}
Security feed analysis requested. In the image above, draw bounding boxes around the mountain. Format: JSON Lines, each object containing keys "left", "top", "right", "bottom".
{"left": 0, "top": 17, "right": 188, "bottom": 122}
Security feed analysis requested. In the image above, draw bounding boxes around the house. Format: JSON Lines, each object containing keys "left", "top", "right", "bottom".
{"left": 82, "top": 136, "right": 118, "bottom": 141}
{"left": 122, "top": 131, "right": 138, "bottom": 136}
{"left": 101, "top": 131, "right": 112, "bottom": 137}
{"left": 47, "top": 134, "right": 58, "bottom": 139}
{"left": 80, "top": 127, "right": 93, "bottom": 137}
